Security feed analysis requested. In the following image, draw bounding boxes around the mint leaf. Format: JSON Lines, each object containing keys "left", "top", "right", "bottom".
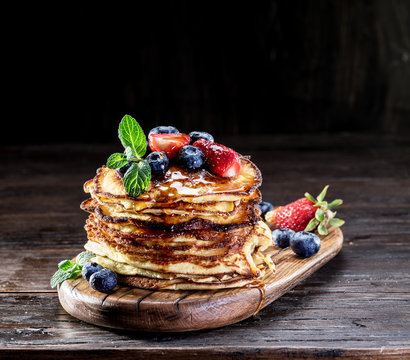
{"left": 122, "top": 160, "right": 151, "bottom": 197}
{"left": 50, "top": 269, "right": 73, "bottom": 288}
{"left": 69, "top": 266, "right": 82, "bottom": 278}
{"left": 58, "top": 260, "right": 76, "bottom": 271}
{"left": 107, "top": 153, "right": 128, "bottom": 169}
{"left": 76, "top": 251, "right": 95, "bottom": 267}
{"left": 124, "top": 146, "right": 134, "bottom": 160}
{"left": 118, "top": 115, "right": 146, "bottom": 157}
{"left": 50, "top": 266, "right": 80, "bottom": 288}
{"left": 51, "top": 252, "right": 95, "bottom": 288}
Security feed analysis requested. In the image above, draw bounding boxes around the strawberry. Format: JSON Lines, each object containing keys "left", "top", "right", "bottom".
{"left": 148, "top": 133, "right": 190, "bottom": 158}
{"left": 193, "top": 139, "right": 241, "bottom": 177}
{"left": 266, "top": 198, "right": 316, "bottom": 232}
{"left": 265, "top": 185, "right": 344, "bottom": 235}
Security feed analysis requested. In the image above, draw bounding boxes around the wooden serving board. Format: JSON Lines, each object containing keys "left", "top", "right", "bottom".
{"left": 58, "top": 227, "right": 343, "bottom": 332}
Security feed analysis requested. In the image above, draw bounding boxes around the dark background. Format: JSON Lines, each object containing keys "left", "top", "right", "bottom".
{"left": 4, "top": 1, "right": 410, "bottom": 144}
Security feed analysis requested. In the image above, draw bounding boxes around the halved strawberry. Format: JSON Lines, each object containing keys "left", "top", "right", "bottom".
{"left": 148, "top": 133, "right": 190, "bottom": 158}
{"left": 193, "top": 139, "right": 241, "bottom": 177}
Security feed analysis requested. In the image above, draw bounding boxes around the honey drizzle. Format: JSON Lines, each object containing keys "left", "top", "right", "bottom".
{"left": 140, "top": 166, "right": 249, "bottom": 200}
{"left": 246, "top": 279, "right": 266, "bottom": 315}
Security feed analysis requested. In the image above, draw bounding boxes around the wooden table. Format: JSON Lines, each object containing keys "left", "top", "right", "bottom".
{"left": 1, "top": 134, "right": 409, "bottom": 359}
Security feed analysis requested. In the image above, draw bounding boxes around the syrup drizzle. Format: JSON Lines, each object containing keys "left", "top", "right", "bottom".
{"left": 141, "top": 166, "right": 249, "bottom": 200}
{"left": 246, "top": 279, "right": 266, "bottom": 315}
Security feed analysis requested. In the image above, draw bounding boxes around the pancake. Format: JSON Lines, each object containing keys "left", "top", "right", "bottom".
{"left": 80, "top": 153, "right": 275, "bottom": 290}
{"left": 84, "top": 217, "right": 272, "bottom": 278}
{"left": 85, "top": 156, "right": 261, "bottom": 204}
{"left": 81, "top": 197, "right": 261, "bottom": 231}
{"left": 116, "top": 274, "right": 259, "bottom": 290}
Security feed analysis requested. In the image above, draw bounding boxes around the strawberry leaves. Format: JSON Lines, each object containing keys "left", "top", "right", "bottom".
{"left": 304, "top": 185, "right": 344, "bottom": 235}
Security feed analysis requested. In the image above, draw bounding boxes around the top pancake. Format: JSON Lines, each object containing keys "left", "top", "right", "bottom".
{"left": 85, "top": 156, "right": 262, "bottom": 206}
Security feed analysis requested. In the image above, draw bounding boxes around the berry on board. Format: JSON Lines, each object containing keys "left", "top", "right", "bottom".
{"left": 89, "top": 269, "right": 118, "bottom": 293}
{"left": 265, "top": 185, "right": 344, "bottom": 235}
{"left": 81, "top": 262, "right": 103, "bottom": 281}
{"left": 272, "top": 228, "right": 295, "bottom": 248}
{"left": 290, "top": 231, "right": 321, "bottom": 258}
{"left": 258, "top": 201, "right": 274, "bottom": 218}
{"left": 266, "top": 197, "right": 316, "bottom": 232}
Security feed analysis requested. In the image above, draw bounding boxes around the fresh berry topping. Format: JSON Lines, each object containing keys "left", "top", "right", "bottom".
{"left": 272, "top": 228, "right": 295, "bottom": 248}
{"left": 178, "top": 145, "right": 205, "bottom": 170}
{"left": 148, "top": 133, "right": 190, "bottom": 158}
{"left": 148, "top": 126, "right": 179, "bottom": 136}
{"left": 258, "top": 201, "right": 274, "bottom": 218}
{"left": 192, "top": 139, "right": 241, "bottom": 178}
{"left": 89, "top": 269, "right": 118, "bottom": 292}
{"left": 290, "top": 231, "right": 321, "bottom": 258}
{"left": 116, "top": 161, "right": 133, "bottom": 177}
{"left": 189, "top": 131, "right": 214, "bottom": 144}
{"left": 82, "top": 262, "right": 103, "bottom": 281}
{"left": 146, "top": 151, "right": 169, "bottom": 176}
{"left": 265, "top": 186, "right": 344, "bottom": 235}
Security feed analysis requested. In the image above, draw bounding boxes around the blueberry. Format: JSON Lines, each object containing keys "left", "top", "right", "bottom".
{"left": 178, "top": 145, "right": 205, "bottom": 170}
{"left": 290, "top": 231, "right": 321, "bottom": 258}
{"left": 89, "top": 269, "right": 118, "bottom": 292}
{"left": 149, "top": 126, "right": 179, "bottom": 136}
{"left": 258, "top": 201, "right": 274, "bottom": 217}
{"left": 116, "top": 161, "right": 133, "bottom": 177}
{"left": 189, "top": 131, "right": 214, "bottom": 144}
{"left": 81, "top": 262, "right": 103, "bottom": 281}
{"left": 146, "top": 152, "right": 169, "bottom": 176}
{"left": 272, "top": 228, "right": 295, "bottom": 248}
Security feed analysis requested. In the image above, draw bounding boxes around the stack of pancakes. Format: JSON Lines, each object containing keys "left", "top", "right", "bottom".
{"left": 80, "top": 156, "right": 274, "bottom": 290}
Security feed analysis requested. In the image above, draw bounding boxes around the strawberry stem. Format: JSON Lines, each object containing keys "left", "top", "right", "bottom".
{"left": 303, "top": 185, "right": 344, "bottom": 234}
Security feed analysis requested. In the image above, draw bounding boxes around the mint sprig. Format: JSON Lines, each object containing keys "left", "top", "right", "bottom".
{"left": 118, "top": 114, "right": 147, "bottom": 158}
{"left": 50, "top": 251, "right": 95, "bottom": 288}
{"left": 76, "top": 251, "right": 96, "bottom": 267}
{"left": 122, "top": 161, "right": 151, "bottom": 197}
{"left": 106, "top": 115, "right": 151, "bottom": 198}
{"left": 304, "top": 185, "right": 345, "bottom": 236}
{"left": 106, "top": 153, "right": 128, "bottom": 169}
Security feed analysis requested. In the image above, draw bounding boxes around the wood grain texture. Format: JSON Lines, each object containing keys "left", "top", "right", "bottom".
{"left": 1, "top": 135, "right": 410, "bottom": 359}
{"left": 57, "top": 228, "right": 343, "bottom": 332}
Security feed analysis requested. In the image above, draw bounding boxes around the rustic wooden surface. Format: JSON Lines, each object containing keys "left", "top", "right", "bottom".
{"left": 1, "top": 134, "right": 409, "bottom": 359}
{"left": 58, "top": 228, "right": 342, "bottom": 332}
